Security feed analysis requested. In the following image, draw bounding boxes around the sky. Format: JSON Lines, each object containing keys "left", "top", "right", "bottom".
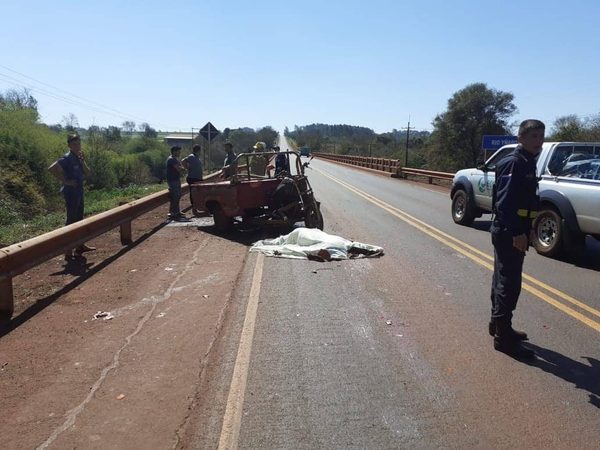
{"left": 1, "top": 0, "right": 599, "bottom": 134}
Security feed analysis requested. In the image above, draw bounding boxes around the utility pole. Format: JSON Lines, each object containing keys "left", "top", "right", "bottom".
{"left": 403, "top": 118, "right": 411, "bottom": 168}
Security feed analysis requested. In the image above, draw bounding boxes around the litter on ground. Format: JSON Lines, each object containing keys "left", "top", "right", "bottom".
{"left": 92, "top": 311, "right": 114, "bottom": 321}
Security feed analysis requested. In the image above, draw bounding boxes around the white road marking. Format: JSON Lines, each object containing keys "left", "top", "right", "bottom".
{"left": 218, "top": 253, "right": 265, "bottom": 450}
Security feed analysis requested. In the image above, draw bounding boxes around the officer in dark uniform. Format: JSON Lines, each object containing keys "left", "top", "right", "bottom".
{"left": 49, "top": 133, "right": 96, "bottom": 260}
{"left": 490, "top": 119, "right": 545, "bottom": 359}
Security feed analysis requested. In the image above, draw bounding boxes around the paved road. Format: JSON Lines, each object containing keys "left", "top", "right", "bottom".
{"left": 3, "top": 145, "right": 598, "bottom": 448}
{"left": 182, "top": 153, "right": 600, "bottom": 448}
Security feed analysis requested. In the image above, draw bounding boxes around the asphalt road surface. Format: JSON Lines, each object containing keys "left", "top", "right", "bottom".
{"left": 2, "top": 145, "right": 598, "bottom": 449}
{"left": 180, "top": 151, "right": 600, "bottom": 448}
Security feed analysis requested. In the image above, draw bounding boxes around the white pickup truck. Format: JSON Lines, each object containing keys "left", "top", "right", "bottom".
{"left": 451, "top": 142, "right": 600, "bottom": 257}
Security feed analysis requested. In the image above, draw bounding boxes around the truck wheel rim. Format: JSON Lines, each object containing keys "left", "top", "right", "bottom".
{"left": 455, "top": 197, "right": 465, "bottom": 218}
{"left": 538, "top": 217, "right": 557, "bottom": 247}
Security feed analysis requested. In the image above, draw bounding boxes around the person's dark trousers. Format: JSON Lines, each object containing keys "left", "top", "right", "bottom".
{"left": 167, "top": 180, "right": 182, "bottom": 217}
{"left": 186, "top": 177, "right": 202, "bottom": 208}
{"left": 490, "top": 227, "right": 525, "bottom": 322}
{"left": 63, "top": 186, "right": 84, "bottom": 225}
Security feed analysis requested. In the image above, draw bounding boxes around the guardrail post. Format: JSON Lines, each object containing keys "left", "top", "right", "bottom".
{"left": 428, "top": 176, "right": 433, "bottom": 184}
{"left": 120, "top": 221, "right": 133, "bottom": 245}
{"left": 118, "top": 201, "right": 133, "bottom": 245}
{"left": 0, "top": 278, "right": 14, "bottom": 319}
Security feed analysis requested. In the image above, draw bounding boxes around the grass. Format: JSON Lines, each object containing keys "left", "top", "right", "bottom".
{"left": 0, "top": 183, "right": 167, "bottom": 247}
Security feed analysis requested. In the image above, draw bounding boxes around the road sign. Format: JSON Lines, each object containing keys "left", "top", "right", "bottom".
{"left": 482, "top": 135, "right": 517, "bottom": 151}
{"left": 199, "top": 122, "right": 220, "bottom": 141}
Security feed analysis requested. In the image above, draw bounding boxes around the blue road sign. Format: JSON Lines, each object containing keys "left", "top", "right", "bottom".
{"left": 482, "top": 135, "right": 517, "bottom": 151}
{"left": 199, "top": 122, "right": 220, "bottom": 141}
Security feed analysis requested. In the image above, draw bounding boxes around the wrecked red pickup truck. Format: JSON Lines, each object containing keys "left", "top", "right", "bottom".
{"left": 190, "top": 151, "right": 324, "bottom": 231}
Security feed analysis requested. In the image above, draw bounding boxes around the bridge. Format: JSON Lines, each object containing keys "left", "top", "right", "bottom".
{"left": 1, "top": 138, "right": 599, "bottom": 449}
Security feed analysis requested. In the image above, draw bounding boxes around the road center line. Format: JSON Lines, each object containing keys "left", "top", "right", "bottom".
{"left": 316, "top": 168, "right": 600, "bottom": 333}
{"left": 218, "top": 253, "right": 265, "bottom": 450}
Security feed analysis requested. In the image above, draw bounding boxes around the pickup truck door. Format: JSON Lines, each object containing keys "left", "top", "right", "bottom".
{"left": 541, "top": 144, "right": 600, "bottom": 234}
{"left": 475, "top": 146, "right": 515, "bottom": 211}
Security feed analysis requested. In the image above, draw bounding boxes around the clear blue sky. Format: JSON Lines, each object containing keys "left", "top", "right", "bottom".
{"left": 1, "top": 0, "right": 599, "bottom": 134}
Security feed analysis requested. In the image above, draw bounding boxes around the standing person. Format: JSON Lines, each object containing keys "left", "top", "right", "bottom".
{"left": 273, "top": 145, "right": 290, "bottom": 175}
{"left": 166, "top": 145, "right": 186, "bottom": 221}
{"left": 182, "top": 144, "right": 203, "bottom": 214}
{"left": 222, "top": 140, "right": 237, "bottom": 178}
{"left": 249, "top": 141, "right": 269, "bottom": 176}
{"left": 489, "top": 119, "right": 544, "bottom": 359}
{"left": 48, "top": 133, "right": 96, "bottom": 260}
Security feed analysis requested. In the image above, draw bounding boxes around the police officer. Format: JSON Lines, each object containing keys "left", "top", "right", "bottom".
{"left": 490, "top": 119, "right": 545, "bottom": 359}
{"left": 49, "top": 133, "right": 96, "bottom": 260}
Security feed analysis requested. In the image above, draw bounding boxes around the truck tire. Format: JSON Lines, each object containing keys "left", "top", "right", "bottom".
{"left": 305, "top": 201, "right": 324, "bottom": 230}
{"left": 533, "top": 208, "right": 564, "bottom": 257}
{"left": 213, "top": 206, "right": 234, "bottom": 231}
{"left": 451, "top": 190, "right": 475, "bottom": 226}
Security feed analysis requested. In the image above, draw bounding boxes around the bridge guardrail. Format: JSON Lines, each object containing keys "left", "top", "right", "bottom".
{"left": 0, "top": 184, "right": 189, "bottom": 319}
{"left": 312, "top": 152, "right": 454, "bottom": 183}
{"left": 0, "top": 167, "right": 227, "bottom": 318}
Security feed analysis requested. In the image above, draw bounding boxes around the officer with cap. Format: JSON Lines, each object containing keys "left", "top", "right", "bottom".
{"left": 48, "top": 133, "right": 96, "bottom": 260}
{"left": 489, "top": 119, "right": 545, "bottom": 359}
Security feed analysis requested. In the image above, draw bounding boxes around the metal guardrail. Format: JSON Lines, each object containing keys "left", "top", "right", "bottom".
{"left": 312, "top": 152, "right": 454, "bottom": 183}
{"left": 399, "top": 167, "right": 454, "bottom": 183}
{"left": 313, "top": 152, "right": 401, "bottom": 174}
{"left": 0, "top": 184, "right": 190, "bottom": 318}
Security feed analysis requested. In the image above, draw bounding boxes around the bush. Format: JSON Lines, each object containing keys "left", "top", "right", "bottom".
{"left": 86, "top": 147, "right": 118, "bottom": 189}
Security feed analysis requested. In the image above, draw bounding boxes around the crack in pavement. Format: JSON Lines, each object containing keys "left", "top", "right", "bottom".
{"left": 36, "top": 236, "right": 210, "bottom": 450}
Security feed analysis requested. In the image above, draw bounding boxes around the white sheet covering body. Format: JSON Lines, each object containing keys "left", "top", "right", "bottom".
{"left": 249, "top": 227, "right": 384, "bottom": 260}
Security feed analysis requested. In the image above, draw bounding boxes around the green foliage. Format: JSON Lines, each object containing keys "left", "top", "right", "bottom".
{"left": 0, "top": 184, "right": 165, "bottom": 246}
{"left": 285, "top": 123, "right": 429, "bottom": 164}
{"left": 428, "top": 83, "right": 516, "bottom": 170}
{"left": 550, "top": 114, "right": 600, "bottom": 141}
{"left": 0, "top": 107, "right": 65, "bottom": 217}
{"left": 86, "top": 147, "right": 118, "bottom": 189}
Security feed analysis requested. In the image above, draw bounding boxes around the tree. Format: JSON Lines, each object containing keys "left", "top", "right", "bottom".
{"left": 62, "top": 113, "right": 79, "bottom": 131}
{"left": 0, "top": 88, "right": 39, "bottom": 120}
{"left": 121, "top": 120, "right": 136, "bottom": 136}
{"left": 139, "top": 122, "right": 157, "bottom": 139}
{"left": 103, "top": 125, "right": 122, "bottom": 143}
{"left": 429, "top": 83, "right": 517, "bottom": 170}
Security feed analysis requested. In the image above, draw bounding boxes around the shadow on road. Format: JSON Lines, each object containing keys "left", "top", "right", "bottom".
{"left": 468, "top": 221, "right": 600, "bottom": 271}
{"left": 470, "top": 220, "right": 493, "bottom": 232}
{"left": 196, "top": 221, "right": 299, "bottom": 247}
{"left": 523, "top": 343, "right": 600, "bottom": 408}
{"left": 0, "top": 220, "right": 169, "bottom": 339}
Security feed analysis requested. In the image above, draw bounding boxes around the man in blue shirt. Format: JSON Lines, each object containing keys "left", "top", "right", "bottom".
{"left": 48, "top": 133, "right": 96, "bottom": 260}
{"left": 222, "top": 141, "right": 237, "bottom": 178}
{"left": 166, "top": 145, "right": 186, "bottom": 221}
{"left": 182, "top": 144, "right": 203, "bottom": 215}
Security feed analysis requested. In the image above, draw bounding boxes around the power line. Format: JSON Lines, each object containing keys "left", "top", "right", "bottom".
{"left": 0, "top": 63, "right": 147, "bottom": 123}
{"left": 0, "top": 65, "right": 183, "bottom": 130}
{"left": 0, "top": 72, "right": 137, "bottom": 121}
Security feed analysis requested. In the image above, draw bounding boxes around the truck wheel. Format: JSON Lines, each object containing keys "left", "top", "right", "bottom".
{"left": 451, "top": 190, "right": 475, "bottom": 226}
{"left": 213, "top": 206, "right": 234, "bottom": 231}
{"left": 305, "top": 201, "right": 324, "bottom": 230}
{"left": 533, "top": 208, "right": 563, "bottom": 257}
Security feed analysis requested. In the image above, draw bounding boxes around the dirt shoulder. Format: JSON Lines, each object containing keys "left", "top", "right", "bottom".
{"left": 0, "top": 205, "right": 251, "bottom": 449}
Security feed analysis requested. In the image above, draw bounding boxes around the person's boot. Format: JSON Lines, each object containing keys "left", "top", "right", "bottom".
{"left": 488, "top": 320, "right": 528, "bottom": 340}
{"left": 493, "top": 319, "right": 535, "bottom": 359}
